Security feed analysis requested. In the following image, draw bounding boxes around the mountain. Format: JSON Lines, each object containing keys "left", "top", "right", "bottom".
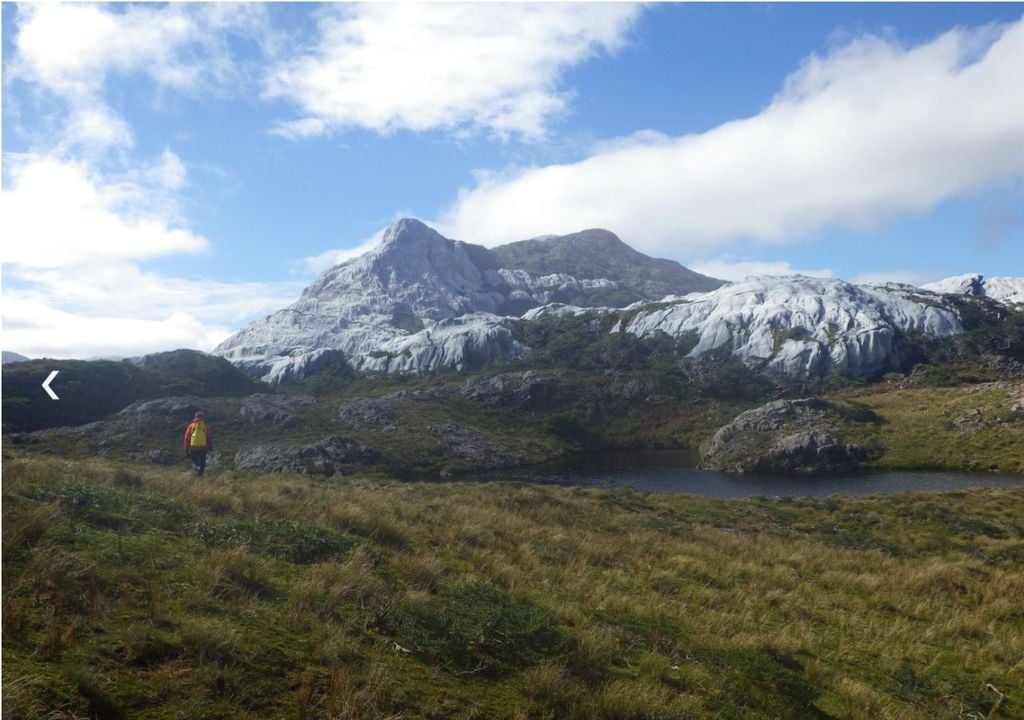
{"left": 214, "top": 219, "right": 723, "bottom": 383}
{"left": 215, "top": 218, "right": 1023, "bottom": 384}
{"left": 493, "top": 228, "right": 724, "bottom": 299}
{"left": 922, "top": 273, "right": 1024, "bottom": 305}
{"left": 2, "top": 351, "right": 30, "bottom": 364}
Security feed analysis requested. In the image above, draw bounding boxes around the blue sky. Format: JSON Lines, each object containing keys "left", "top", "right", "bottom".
{"left": 2, "top": 2, "right": 1023, "bottom": 358}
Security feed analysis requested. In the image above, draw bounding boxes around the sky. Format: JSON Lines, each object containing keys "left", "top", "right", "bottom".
{"left": 2, "top": 2, "right": 1023, "bottom": 360}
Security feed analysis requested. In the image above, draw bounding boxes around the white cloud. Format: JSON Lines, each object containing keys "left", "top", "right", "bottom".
{"left": 2, "top": 298, "right": 234, "bottom": 360}
{"left": 60, "top": 103, "right": 135, "bottom": 151}
{"left": 1, "top": 155, "right": 302, "bottom": 359}
{"left": 1, "top": 155, "right": 205, "bottom": 269}
{"left": 264, "top": 3, "right": 641, "bottom": 140}
{"left": 438, "top": 18, "right": 1024, "bottom": 257}
{"left": 10, "top": 3, "right": 266, "bottom": 152}
{"left": 12, "top": 3, "right": 257, "bottom": 96}
{"left": 293, "top": 230, "right": 385, "bottom": 276}
{"left": 690, "top": 259, "right": 833, "bottom": 283}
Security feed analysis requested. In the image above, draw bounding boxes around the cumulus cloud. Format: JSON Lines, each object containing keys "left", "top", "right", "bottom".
{"left": 1, "top": 154, "right": 300, "bottom": 359}
{"left": 264, "top": 3, "right": 641, "bottom": 140}
{"left": 439, "top": 18, "right": 1024, "bottom": 257}
{"left": 1, "top": 154, "right": 205, "bottom": 269}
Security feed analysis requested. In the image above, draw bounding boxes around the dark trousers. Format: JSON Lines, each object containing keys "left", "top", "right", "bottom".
{"left": 189, "top": 449, "right": 208, "bottom": 476}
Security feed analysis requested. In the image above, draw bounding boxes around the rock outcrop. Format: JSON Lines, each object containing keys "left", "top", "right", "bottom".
{"left": 702, "top": 398, "right": 880, "bottom": 474}
{"left": 621, "top": 277, "right": 963, "bottom": 379}
{"left": 428, "top": 422, "right": 530, "bottom": 470}
{"left": 922, "top": 274, "right": 1024, "bottom": 305}
{"left": 337, "top": 396, "right": 400, "bottom": 431}
{"left": 459, "top": 371, "right": 561, "bottom": 410}
{"left": 234, "top": 436, "right": 379, "bottom": 476}
{"left": 239, "top": 394, "right": 316, "bottom": 426}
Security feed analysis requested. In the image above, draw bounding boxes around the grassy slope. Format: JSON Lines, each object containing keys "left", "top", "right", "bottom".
{"left": 830, "top": 381, "right": 1024, "bottom": 473}
{"left": 4, "top": 453, "right": 1022, "bottom": 719}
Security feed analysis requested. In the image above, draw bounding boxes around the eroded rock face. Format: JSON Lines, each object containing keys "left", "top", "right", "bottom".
{"left": 622, "top": 277, "right": 963, "bottom": 379}
{"left": 234, "top": 436, "right": 378, "bottom": 476}
{"left": 702, "top": 398, "right": 877, "bottom": 474}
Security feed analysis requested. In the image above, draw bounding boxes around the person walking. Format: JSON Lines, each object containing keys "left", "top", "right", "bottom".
{"left": 183, "top": 411, "right": 213, "bottom": 476}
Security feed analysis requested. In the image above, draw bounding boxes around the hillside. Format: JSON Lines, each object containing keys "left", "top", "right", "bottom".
{"left": 2, "top": 350, "right": 262, "bottom": 434}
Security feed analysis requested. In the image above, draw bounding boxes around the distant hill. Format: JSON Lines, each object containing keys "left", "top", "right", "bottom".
{"left": 2, "top": 351, "right": 30, "bottom": 364}
{"left": 2, "top": 349, "right": 262, "bottom": 433}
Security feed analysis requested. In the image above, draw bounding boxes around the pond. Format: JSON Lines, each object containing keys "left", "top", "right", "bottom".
{"left": 475, "top": 449, "right": 1024, "bottom": 497}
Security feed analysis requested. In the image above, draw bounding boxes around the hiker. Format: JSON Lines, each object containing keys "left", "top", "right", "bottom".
{"left": 183, "top": 411, "right": 213, "bottom": 476}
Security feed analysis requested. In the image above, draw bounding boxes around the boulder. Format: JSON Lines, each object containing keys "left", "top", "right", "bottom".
{"left": 702, "top": 398, "right": 877, "bottom": 474}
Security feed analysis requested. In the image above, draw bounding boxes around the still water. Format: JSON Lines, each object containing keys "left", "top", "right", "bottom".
{"left": 475, "top": 450, "right": 1024, "bottom": 498}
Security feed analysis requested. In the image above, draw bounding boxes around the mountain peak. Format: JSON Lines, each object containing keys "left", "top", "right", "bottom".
{"left": 380, "top": 218, "right": 445, "bottom": 248}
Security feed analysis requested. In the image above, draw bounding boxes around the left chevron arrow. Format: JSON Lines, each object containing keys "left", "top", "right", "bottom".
{"left": 42, "top": 370, "right": 60, "bottom": 400}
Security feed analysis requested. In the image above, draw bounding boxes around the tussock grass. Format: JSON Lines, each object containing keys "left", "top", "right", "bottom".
{"left": 3, "top": 452, "right": 1023, "bottom": 719}
{"left": 835, "top": 381, "right": 1024, "bottom": 472}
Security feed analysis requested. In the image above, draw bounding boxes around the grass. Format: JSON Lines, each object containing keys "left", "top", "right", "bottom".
{"left": 3, "top": 451, "right": 1023, "bottom": 719}
{"left": 832, "top": 381, "right": 1024, "bottom": 473}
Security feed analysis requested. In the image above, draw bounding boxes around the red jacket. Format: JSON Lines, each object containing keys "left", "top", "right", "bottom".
{"left": 183, "top": 420, "right": 213, "bottom": 452}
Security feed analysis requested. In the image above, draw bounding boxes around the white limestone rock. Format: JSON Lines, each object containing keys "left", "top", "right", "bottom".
{"left": 922, "top": 274, "right": 1024, "bottom": 305}
{"left": 621, "top": 276, "right": 963, "bottom": 378}
{"left": 214, "top": 219, "right": 634, "bottom": 382}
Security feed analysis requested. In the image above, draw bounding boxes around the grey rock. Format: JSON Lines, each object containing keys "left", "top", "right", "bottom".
{"left": 459, "top": 371, "right": 559, "bottom": 410}
{"left": 337, "top": 396, "right": 399, "bottom": 431}
{"left": 702, "top": 398, "right": 877, "bottom": 475}
{"left": 428, "top": 422, "right": 529, "bottom": 470}
{"left": 119, "top": 397, "right": 203, "bottom": 418}
{"left": 239, "top": 393, "right": 316, "bottom": 426}
{"left": 234, "top": 436, "right": 379, "bottom": 476}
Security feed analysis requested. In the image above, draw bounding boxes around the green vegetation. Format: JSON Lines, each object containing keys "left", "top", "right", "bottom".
{"left": 4, "top": 453, "right": 1023, "bottom": 719}
{"left": 833, "top": 382, "right": 1024, "bottom": 473}
{"left": 2, "top": 350, "right": 260, "bottom": 434}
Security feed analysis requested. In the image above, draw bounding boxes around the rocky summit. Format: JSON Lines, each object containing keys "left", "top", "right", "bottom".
{"left": 215, "top": 218, "right": 1021, "bottom": 384}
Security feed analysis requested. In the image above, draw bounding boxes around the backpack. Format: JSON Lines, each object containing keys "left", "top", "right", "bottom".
{"left": 190, "top": 421, "right": 207, "bottom": 448}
